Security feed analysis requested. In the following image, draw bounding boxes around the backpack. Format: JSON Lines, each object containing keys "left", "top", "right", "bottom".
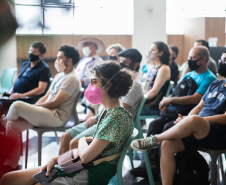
{"left": 174, "top": 151, "right": 209, "bottom": 185}
{"left": 160, "top": 77, "right": 198, "bottom": 119}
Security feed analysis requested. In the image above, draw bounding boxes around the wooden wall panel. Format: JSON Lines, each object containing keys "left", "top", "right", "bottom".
{"left": 16, "top": 35, "right": 132, "bottom": 77}
{"left": 16, "top": 35, "right": 132, "bottom": 59}
{"left": 205, "top": 18, "right": 225, "bottom": 46}
{"left": 167, "top": 35, "right": 184, "bottom": 66}
{"left": 183, "top": 18, "right": 206, "bottom": 63}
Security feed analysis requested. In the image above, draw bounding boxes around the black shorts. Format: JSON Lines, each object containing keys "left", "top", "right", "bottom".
{"left": 182, "top": 121, "right": 226, "bottom": 151}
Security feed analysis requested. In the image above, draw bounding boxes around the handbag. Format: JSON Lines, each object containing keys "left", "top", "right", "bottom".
{"left": 57, "top": 148, "right": 121, "bottom": 174}
{"left": 160, "top": 77, "right": 198, "bottom": 119}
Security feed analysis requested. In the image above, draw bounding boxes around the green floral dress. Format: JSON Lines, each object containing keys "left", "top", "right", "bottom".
{"left": 94, "top": 106, "right": 134, "bottom": 165}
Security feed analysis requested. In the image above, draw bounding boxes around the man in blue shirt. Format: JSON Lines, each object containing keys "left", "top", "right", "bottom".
{"left": 130, "top": 46, "right": 216, "bottom": 180}
{"left": 9, "top": 41, "right": 51, "bottom": 100}
{"left": 131, "top": 51, "right": 226, "bottom": 185}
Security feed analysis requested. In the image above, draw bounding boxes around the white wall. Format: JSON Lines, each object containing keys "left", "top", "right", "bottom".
{"left": 0, "top": 35, "right": 17, "bottom": 76}
{"left": 132, "top": 0, "right": 167, "bottom": 67}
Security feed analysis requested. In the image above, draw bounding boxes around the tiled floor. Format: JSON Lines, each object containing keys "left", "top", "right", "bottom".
{"left": 18, "top": 103, "right": 226, "bottom": 185}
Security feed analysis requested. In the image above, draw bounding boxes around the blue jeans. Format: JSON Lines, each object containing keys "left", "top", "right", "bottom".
{"left": 141, "top": 105, "right": 160, "bottom": 116}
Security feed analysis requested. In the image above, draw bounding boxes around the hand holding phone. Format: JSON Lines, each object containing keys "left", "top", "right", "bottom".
{"left": 33, "top": 168, "right": 58, "bottom": 184}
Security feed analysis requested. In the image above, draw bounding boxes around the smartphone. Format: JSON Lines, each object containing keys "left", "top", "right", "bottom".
{"left": 33, "top": 168, "right": 58, "bottom": 184}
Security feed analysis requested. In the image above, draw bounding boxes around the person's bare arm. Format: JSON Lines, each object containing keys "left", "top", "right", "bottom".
{"left": 188, "top": 99, "right": 204, "bottom": 116}
{"left": 8, "top": 86, "right": 13, "bottom": 94}
{"left": 78, "top": 137, "right": 110, "bottom": 164}
{"left": 10, "top": 82, "right": 48, "bottom": 99}
{"left": 159, "top": 92, "right": 202, "bottom": 109}
{"left": 35, "top": 90, "right": 50, "bottom": 105}
{"left": 146, "top": 66, "right": 171, "bottom": 100}
{"left": 204, "top": 111, "right": 226, "bottom": 125}
{"left": 35, "top": 90, "right": 69, "bottom": 109}
{"left": 174, "top": 100, "right": 204, "bottom": 124}
{"left": 122, "top": 103, "right": 131, "bottom": 109}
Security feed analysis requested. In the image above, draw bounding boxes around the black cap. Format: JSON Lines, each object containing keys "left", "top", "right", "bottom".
{"left": 118, "top": 48, "right": 142, "bottom": 63}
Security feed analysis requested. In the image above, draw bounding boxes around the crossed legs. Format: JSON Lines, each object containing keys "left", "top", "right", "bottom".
{"left": 155, "top": 115, "right": 210, "bottom": 185}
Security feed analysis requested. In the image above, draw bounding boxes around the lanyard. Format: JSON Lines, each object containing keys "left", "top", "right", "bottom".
{"left": 51, "top": 70, "right": 73, "bottom": 95}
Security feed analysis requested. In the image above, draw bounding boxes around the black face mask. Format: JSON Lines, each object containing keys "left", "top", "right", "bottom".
{"left": 108, "top": 55, "right": 118, "bottom": 61}
{"left": 172, "top": 57, "right": 176, "bottom": 61}
{"left": 218, "top": 62, "right": 226, "bottom": 77}
{"left": 119, "top": 62, "right": 133, "bottom": 71}
{"left": 188, "top": 58, "right": 202, "bottom": 71}
{"left": 28, "top": 53, "right": 40, "bottom": 62}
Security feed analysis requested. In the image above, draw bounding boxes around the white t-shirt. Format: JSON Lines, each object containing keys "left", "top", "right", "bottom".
{"left": 46, "top": 70, "right": 81, "bottom": 124}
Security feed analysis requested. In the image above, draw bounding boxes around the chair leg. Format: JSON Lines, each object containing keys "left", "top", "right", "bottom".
{"left": 25, "top": 130, "right": 29, "bottom": 169}
{"left": 210, "top": 154, "right": 218, "bottom": 185}
{"left": 20, "top": 133, "right": 23, "bottom": 156}
{"left": 54, "top": 131, "right": 59, "bottom": 145}
{"left": 219, "top": 155, "right": 226, "bottom": 185}
{"left": 143, "top": 151, "right": 154, "bottom": 185}
{"left": 37, "top": 131, "right": 43, "bottom": 166}
{"left": 128, "top": 148, "right": 134, "bottom": 169}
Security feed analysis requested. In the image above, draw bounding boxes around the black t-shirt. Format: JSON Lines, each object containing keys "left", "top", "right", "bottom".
{"left": 13, "top": 60, "right": 51, "bottom": 95}
{"left": 169, "top": 61, "right": 179, "bottom": 86}
{"left": 199, "top": 80, "right": 226, "bottom": 117}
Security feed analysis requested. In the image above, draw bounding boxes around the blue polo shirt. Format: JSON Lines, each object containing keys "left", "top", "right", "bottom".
{"left": 13, "top": 60, "right": 51, "bottom": 95}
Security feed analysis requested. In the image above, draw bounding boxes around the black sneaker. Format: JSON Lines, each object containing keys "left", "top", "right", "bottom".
{"left": 130, "top": 165, "right": 148, "bottom": 178}
{"left": 130, "top": 164, "right": 160, "bottom": 179}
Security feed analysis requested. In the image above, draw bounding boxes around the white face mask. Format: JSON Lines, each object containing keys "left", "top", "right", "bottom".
{"left": 55, "top": 60, "right": 67, "bottom": 72}
{"left": 82, "top": 46, "right": 92, "bottom": 57}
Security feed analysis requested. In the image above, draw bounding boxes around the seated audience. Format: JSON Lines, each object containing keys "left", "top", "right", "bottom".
{"left": 59, "top": 49, "right": 143, "bottom": 154}
{"left": 106, "top": 43, "right": 125, "bottom": 64}
{"left": 76, "top": 37, "right": 104, "bottom": 91}
{"left": 0, "top": 62, "right": 134, "bottom": 185}
{"left": 180, "top": 39, "right": 217, "bottom": 80}
{"left": 9, "top": 41, "right": 51, "bottom": 100}
{"left": 130, "top": 46, "right": 216, "bottom": 179}
{"left": 131, "top": 51, "right": 226, "bottom": 185}
{"left": 141, "top": 41, "right": 171, "bottom": 116}
{"left": 169, "top": 45, "right": 179, "bottom": 87}
{"left": 0, "top": 45, "right": 81, "bottom": 176}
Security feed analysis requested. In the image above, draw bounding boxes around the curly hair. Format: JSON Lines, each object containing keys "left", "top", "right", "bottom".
{"left": 89, "top": 61, "right": 134, "bottom": 99}
{"left": 153, "top": 41, "right": 170, "bottom": 65}
{"left": 58, "top": 45, "right": 80, "bottom": 65}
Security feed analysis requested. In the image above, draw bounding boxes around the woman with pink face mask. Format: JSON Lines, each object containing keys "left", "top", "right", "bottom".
{"left": 1, "top": 62, "right": 134, "bottom": 185}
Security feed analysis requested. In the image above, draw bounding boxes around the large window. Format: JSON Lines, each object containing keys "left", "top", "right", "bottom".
{"left": 166, "top": 0, "right": 226, "bottom": 34}
{"left": 15, "top": 0, "right": 133, "bottom": 35}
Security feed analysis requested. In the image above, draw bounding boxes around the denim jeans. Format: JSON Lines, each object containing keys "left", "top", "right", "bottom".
{"left": 140, "top": 105, "right": 160, "bottom": 116}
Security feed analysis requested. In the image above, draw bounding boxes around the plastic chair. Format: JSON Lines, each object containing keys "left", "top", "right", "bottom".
{"left": 198, "top": 146, "right": 226, "bottom": 185}
{"left": 117, "top": 128, "right": 139, "bottom": 185}
{"left": 0, "top": 68, "right": 17, "bottom": 94}
{"left": 24, "top": 89, "right": 83, "bottom": 167}
{"left": 132, "top": 94, "right": 155, "bottom": 185}
{"left": 109, "top": 128, "right": 154, "bottom": 185}
{"left": 139, "top": 80, "right": 174, "bottom": 120}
